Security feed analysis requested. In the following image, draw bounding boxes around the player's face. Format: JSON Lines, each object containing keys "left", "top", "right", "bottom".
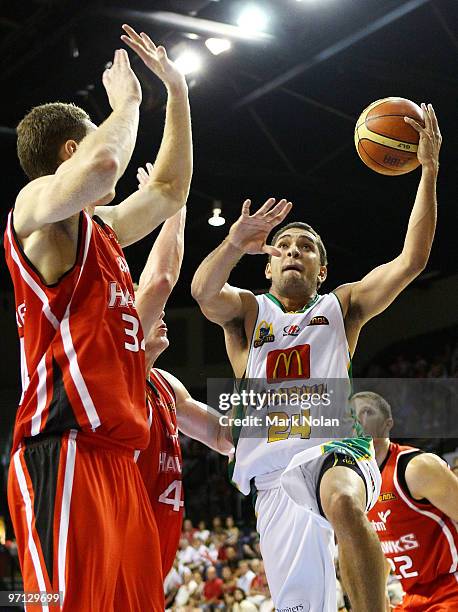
{"left": 145, "top": 312, "right": 169, "bottom": 361}
{"left": 265, "top": 229, "right": 326, "bottom": 297}
{"left": 352, "top": 398, "right": 390, "bottom": 438}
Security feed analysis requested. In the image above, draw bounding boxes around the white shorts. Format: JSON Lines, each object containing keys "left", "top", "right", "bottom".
{"left": 255, "top": 441, "right": 381, "bottom": 612}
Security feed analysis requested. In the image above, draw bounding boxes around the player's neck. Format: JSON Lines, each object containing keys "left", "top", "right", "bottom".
{"left": 373, "top": 438, "right": 391, "bottom": 467}
{"left": 268, "top": 288, "right": 317, "bottom": 313}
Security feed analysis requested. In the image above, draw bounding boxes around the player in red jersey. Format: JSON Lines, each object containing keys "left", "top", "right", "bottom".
{"left": 130, "top": 165, "right": 233, "bottom": 579}
{"left": 352, "top": 391, "right": 458, "bottom": 611}
{"left": 5, "top": 25, "right": 192, "bottom": 610}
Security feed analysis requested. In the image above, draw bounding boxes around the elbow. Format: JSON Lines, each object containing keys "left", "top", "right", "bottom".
{"left": 141, "top": 274, "right": 175, "bottom": 298}
{"left": 191, "top": 277, "right": 206, "bottom": 303}
{"left": 90, "top": 149, "right": 120, "bottom": 184}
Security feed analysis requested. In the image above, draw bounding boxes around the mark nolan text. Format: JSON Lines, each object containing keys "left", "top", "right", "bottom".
{"left": 219, "top": 415, "right": 340, "bottom": 427}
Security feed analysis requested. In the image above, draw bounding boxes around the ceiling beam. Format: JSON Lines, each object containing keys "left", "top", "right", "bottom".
{"left": 234, "top": 0, "right": 432, "bottom": 110}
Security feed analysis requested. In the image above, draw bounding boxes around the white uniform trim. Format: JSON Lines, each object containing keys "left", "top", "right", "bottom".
{"left": 30, "top": 354, "right": 48, "bottom": 436}
{"left": 59, "top": 216, "right": 101, "bottom": 430}
{"left": 6, "top": 213, "right": 59, "bottom": 330}
{"left": 58, "top": 430, "right": 77, "bottom": 608}
{"left": 393, "top": 449, "right": 458, "bottom": 573}
{"left": 13, "top": 450, "right": 50, "bottom": 612}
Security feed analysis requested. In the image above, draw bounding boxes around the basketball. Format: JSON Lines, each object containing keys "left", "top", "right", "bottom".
{"left": 354, "top": 97, "right": 424, "bottom": 175}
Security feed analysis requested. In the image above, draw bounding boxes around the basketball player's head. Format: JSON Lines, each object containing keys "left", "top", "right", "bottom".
{"left": 350, "top": 391, "right": 393, "bottom": 439}
{"left": 17, "top": 102, "right": 95, "bottom": 180}
{"left": 145, "top": 312, "right": 169, "bottom": 366}
{"left": 265, "top": 222, "right": 327, "bottom": 298}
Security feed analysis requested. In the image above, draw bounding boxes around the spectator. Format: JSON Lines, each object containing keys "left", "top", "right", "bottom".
{"left": 203, "top": 565, "right": 224, "bottom": 610}
{"left": 212, "top": 516, "right": 225, "bottom": 536}
{"left": 232, "top": 587, "right": 258, "bottom": 611}
{"left": 248, "top": 560, "right": 269, "bottom": 607}
{"left": 220, "top": 545, "right": 240, "bottom": 571}
{"left": 196, "top": 520, "right": 210, "bottom": 543}
{"left": 174, "top": 571, "right": 198, "bottom": 608}
{"left": 225, "top": 515, "right": 239, "bottom": 545}
{"left": 236, "top": 560, "right": 255, "bottom": 595}
{"left": 182, "top": 518, "right": 198, "bottom": 544}
{"left": 221, "top": 565, "right": 237, "bottom": 595}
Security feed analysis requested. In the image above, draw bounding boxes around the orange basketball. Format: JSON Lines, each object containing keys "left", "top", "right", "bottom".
{"left": 354, "top": 97, "right": 424, "bottom": 175}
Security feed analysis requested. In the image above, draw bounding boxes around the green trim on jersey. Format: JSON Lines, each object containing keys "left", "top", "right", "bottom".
{"left": 321, "top": 437, "right": 373, "bottom": 462}
{"left": 265, "top": 292, "right": 320, "bottom": 314}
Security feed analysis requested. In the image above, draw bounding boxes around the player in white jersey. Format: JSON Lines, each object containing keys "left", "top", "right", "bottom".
{"left": 191, "top": 104, "right": 441, "bottom": 612}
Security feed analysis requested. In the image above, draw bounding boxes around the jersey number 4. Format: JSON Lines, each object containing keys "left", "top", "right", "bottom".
{"left": 158, "top": 480, "right": 184, "bottom": 512}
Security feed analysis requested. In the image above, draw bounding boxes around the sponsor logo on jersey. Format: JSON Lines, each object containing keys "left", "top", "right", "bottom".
{"left": 159, "top": 452, "right": 182, "bottom": 474}
{"left": 283, "top": 324, "right": 301, "bottom": 336}
{"left": 16, "top": 302, "right": 26, "bottom": 328}
{"left": 254, "top": 320, "right": 275, "bottom": 348}
{"left": 276, "top": 606, "right": 304, "bottom": 612}
{"left": 266, "top": 344, "right": 311, "bottom": 382}
{"left": 108, "top": 281, "right": 135, "bottom": 308}
{"left": 308, "top": 315, "right": 329, "bottom": 326}
{"left": 381, "top": 533, "right": 419, "bottom": 554}
{"left": 371, "top": 509, "right": 391, "bottom": 532}
{"left": 378, "top": 492, "right": 397, "bottom": 502}
{"left": 117, "top": 256, "right": 130, "bottom": 273}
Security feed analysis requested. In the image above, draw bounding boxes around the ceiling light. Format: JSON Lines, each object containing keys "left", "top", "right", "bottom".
{"left": 174, "top": 50, "right": 203, "bottom": 75}
{"left": 205, "top": 38, "right": 232, "bottom": 55}
{"left": 236, "top": 6, "right": 269, "bottom": 34}
{"left": 208, "top": 202, "right": 226, "bottom": 226}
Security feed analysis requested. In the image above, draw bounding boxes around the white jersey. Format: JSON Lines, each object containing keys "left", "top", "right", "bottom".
{"left": 230, "top": 292, "right": 355, "bottom": 495}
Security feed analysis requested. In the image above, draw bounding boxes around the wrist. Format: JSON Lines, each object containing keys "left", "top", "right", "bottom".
{"left": 165, "top": 77, "right": 188, "bottom": 97}
{"left": 225, "top": 235, "right": 245, "bottom": 258}
{"left": 421, "top": 161, "right": 439, "bottom": 177}
{"left": 114, "top": 96, "right": 141, "bottom": 111}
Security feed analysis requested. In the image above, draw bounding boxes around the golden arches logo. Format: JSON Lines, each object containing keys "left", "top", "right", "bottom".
{"left": 272, "top": 350, "right": 303, "bottom": 379}
{"left": 254, "top": 320, "right": 275, "bottom": 348}
{"left": 266, "top": 344, "right": 310, "bottom": 381}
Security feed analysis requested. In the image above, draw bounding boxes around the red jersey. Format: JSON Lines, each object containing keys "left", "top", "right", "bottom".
{"left": 4, "top": 211, "right": 149, "bottom": 452}
{"left": 368, "top": 442, "right": 458, "bottom": 594}
{"left": 136, "top": 368, "right": 183, "bottom": 577}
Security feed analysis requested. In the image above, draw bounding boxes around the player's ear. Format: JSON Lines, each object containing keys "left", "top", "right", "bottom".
{"left": 318, "top": 265, "right": 327, "bottom": 286}
{"left": 386, "top": 417, "right": 394, "bottom": 433}
{"left": 265, "top": 261, "right": 272, "bottom": 280}
{"left": 59, "top": 139, "right": 78, "bottom": 162}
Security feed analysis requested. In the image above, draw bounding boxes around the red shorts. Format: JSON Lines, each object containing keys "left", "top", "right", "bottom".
{"left": 8, "top": 430, "right": 164, "bottom": 611}
{"left": 396, "top": 573, "right": 458, "bottom": 612}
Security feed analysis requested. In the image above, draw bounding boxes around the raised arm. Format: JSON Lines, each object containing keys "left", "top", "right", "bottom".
{"left": 191, "top": 198, "right": 292, "bottom": 326}
{"left": 405, "top": 453, "right": 458, "bottom": 522}
{"left": 335, "top": 104, "right": 441, "bottom": 350}
{"left": 157, "top": 369, "right": 234, "bottom": 456}
{"left": 14, "top": 48, "right": 141, "bottom": 237}
{"left": 96, "top": 25, "right": 192, "bottom": 247}
{"left": 135, "top": 163, "right": 186, "bottom": 344}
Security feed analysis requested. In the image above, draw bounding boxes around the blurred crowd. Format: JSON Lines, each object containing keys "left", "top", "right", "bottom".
{"left": 164, "top": 516, "right": 404, "bottom": 611}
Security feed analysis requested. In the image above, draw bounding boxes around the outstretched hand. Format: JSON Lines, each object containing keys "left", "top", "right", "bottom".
{"left": 227, "top": 198, "right": 293, "bottom": 256}
{"left": 404, "top": 103, "right": 441, "bottom": 171}
{"left": 121, "top": 24, "right": 186, "bottom": 92}
{"left": 137, "top": 162, "right": 154, "bottom": 190}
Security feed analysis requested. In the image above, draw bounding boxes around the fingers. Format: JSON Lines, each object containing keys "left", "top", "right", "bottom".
{"left": 146, "top": 162, "right": 154, "bottom": 174}
{"left": 404, "top": 117, "right": 425, "bottom": 134}
{"left": 140, "top": 31, "right": 157, "bottom": 52}
{"left": 241, "top": 199, "right": 251, "bottom": 217}
{"left": 262, "top": 244, "right": 282, "bottom": 257}
{"left": 273, "top": 201, "right": 293, "bottom": 225}
{"left": 253, "top": 197, "right": 277, "bottom": 217}
{"left": 263, "top": 199, "right": 288, "bottom": 221}
{"left": 122, "top": 24, "right": 143, "bottom": 44}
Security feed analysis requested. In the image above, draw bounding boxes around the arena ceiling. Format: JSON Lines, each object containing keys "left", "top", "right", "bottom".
{"left": 1, "top": 0, "right": 457, "bottom": 305}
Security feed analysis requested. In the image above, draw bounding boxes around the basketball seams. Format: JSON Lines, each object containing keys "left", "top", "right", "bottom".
{"left": 358, "top": 140, "right": 399, "bottom": 174}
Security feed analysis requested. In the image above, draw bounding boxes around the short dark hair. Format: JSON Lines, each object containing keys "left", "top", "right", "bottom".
{"left": 17, "top": 102, "right": 91, "bottom": 180}
{"left": 351, "top": 391, "right": 393, "bottom": 420}
{"left": 269, "top": 222, "right": 328, "bottom": 265}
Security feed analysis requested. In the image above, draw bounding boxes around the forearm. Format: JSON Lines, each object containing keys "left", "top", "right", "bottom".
{"left": 401, "top": 164, "right": 438, "bottom": 271}
{"left": 177, "top": 401, "right": 233, "bottom": 455}
{"left": 191, "top": 238, "right": 243, "bottom": 301}
{"left": 138, "top": 206, "right": 186, "bottom": 291}
{"left": 147, "top": 85, "right": 192, "bottom": 202}
{"left": 76, "top": 99, "right": 140, "bottom": 183}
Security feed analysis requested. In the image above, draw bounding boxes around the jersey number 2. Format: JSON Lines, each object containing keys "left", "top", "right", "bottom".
{"left": 158, "top": 480, "right": 184, "bottom": 512}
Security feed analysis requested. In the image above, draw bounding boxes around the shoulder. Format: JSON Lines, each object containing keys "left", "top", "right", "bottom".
{"left": 333, "top": 284, "right": 356, "bottom": 319}
{"left": 14, "top": 176, "right": 53, "bottom": 237}
{"left": 405, "top": 452, "right": 448, "bottom": 498}
{"left": 155, "top": 368, "right": 189, "bottom": 401}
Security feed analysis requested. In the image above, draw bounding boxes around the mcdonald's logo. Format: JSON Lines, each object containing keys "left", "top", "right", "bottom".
{"left": 266, "top": 344, "right": 310, "bottom": 382}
